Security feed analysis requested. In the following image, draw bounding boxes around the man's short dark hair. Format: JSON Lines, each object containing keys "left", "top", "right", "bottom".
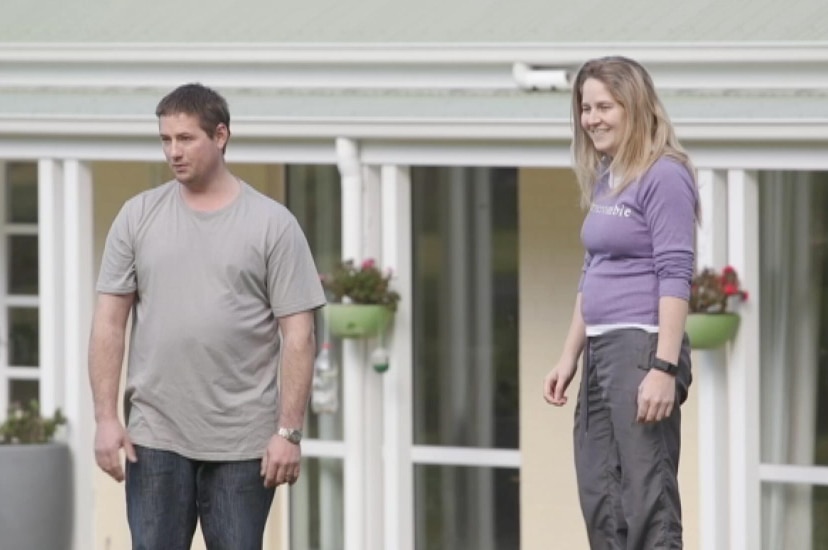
{"left": 155, "top": 83, "right": 231, "bottom": 138}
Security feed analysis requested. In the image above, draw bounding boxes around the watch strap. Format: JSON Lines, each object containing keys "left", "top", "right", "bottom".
{"left": 651, "top": 357, "right": 679, "bottom": 375}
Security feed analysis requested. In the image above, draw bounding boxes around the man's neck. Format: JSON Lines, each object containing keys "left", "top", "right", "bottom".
{"left": 179, "top": 168, "right": 240, "bottom": 212}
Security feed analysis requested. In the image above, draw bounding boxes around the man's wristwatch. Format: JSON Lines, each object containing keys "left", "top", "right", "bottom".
{"left": 651, "top": 357, "right": 679, "bottom": 376}
{"left": 277, "top": 427, "right": 303, "bottom": 445}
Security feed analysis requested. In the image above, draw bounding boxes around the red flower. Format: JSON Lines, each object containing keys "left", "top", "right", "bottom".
{"left": 689, "top": 266, "right": 749, "bottom": 313}
{"left": 361, "top": 258, "right": 376, "bottom": 269}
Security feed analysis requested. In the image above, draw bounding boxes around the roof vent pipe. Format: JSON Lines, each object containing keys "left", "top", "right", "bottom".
{"left": 512, "top": 62, "right": 571, "bottom": 92}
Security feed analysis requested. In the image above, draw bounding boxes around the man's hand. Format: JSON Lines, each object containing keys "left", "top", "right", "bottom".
{"left": 94, "top": 417, "right": 137, "bottom": 482}
{"left": 260, "top": 434, "right": 301, "bottom": 488}
{"left": 636, "top": 369, "right": 676, "bottom": 423}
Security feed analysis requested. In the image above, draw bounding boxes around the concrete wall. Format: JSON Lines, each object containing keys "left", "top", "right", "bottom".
{"left": 518, "top": 167, "right": 700, "bottom": 550}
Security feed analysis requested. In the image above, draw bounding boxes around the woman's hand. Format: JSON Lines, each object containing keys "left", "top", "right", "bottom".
{"left": 543, "top": 359, "right": 578, "bottom": 406}
{"left": 636, "top": 369, "right": 676, "bottom": 423}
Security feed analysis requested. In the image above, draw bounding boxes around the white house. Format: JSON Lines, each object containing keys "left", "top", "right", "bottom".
{"left": 1, "top": 1, "right": 827, "bottom": 549}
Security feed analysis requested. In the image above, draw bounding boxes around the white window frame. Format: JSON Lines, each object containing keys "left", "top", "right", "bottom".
{"left": 0, "top": 160, "right": 42, "bottom": 418}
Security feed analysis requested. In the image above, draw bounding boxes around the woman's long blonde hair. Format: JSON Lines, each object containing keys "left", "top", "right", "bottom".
{"left": 571, "top": 56, "right": 695, "bottom": 209}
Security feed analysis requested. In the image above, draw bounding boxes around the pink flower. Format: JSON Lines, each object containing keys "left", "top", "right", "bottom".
{"left": 361, "top": 258, "right": 376, "bottom": 270}
{"left": 723, "top": 284, "right": 738, "bottom": 296}
{"left": 723, "top": 265, "right": 735, "bottom": 275}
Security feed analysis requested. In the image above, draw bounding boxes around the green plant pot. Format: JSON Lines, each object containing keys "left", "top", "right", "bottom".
{"left": 685, "top": 313, "right": 741, "bottom": 350}
{"left": 326, "top": 304, "right": 393, "bottom": 339}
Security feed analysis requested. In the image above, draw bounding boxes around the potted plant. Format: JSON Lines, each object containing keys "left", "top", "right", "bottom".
{"left": 686, "top": 266, "right": 749, "bottom": 349}
{"left": 0, "top": 400, "right": 72, "bottom": 550}
{"left": 321, "top": 258, "right": 400, "bottom": 339}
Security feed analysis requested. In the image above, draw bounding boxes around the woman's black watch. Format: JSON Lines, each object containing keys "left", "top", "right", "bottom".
{"left": 651, "top": 357, "right": 679, "bottom": 376}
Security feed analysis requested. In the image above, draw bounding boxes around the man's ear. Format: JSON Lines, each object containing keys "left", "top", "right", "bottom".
{"left": 214, "top": 123, "right": 230, "bottom": 150}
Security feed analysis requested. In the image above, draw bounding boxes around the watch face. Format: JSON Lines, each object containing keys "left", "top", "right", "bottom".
{"left": 280, "top": 428, "right": 302, "bottom": 444}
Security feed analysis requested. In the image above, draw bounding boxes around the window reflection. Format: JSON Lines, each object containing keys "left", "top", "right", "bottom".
{"left": 8, "top": 308, "right": 39, "bottom": 367}
{"left": 411, "top": 167, "right": 519, "bottom": 449}
{"left": 759, "top": 171, "right": 828, "bottom": 549}
{"left": 287, "top": 164, "right": 343, "bottom": 441}
{"left": 5, "top": 162, "right": 38, "bottom": 223}
{"left": 290, "top": 457, "right": 344, "bottom": 550}
{"left": 414, "top": 465, "right": 520, "bottom": 550}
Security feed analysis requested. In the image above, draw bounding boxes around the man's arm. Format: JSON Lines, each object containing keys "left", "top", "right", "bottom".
{"left": 89, "top": 292, "right": 137, "bottom": 482}
{"left": 260, "top": 310, "right": 316, "bottom": 488}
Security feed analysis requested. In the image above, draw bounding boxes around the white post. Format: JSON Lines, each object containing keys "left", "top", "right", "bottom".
{"left": 37, "top": 159, "right": 65, "bottom": 418}
{"left": 63, "top": 160, "right": 95, "bottom": 550}
{"left": 361, "top": 164, "right": 384, "bottom": 550}
{"left": 381, "top": 165, "right": 414, "bottom": 550}
{"left": 336, "top": 138, "right": 366, "bottom": 550}
{"left": 694, "top": 168, "right": 729, "bottom": 550}
{"left": 726, "top": 169, "right": 761, "bottom": 550}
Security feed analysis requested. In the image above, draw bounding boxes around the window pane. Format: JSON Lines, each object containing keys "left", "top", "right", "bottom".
{"left": 9, "top": 379, "right": 39, "bottom": 408}
{"left": 290, "top": 457, "right": 344, "bottom": 550}
{"left": 5, "top": 162, "right": 38, "bottom": 223}
{"left": 411, "top": 167, "right": 519, "bottom": 449}
{"left": 414, "top": 465, "right": 520, "bottom": 550}
{"left": 759, "top": 172, "right": 828, "bottom": 468}
{"left": 762, "top": 482, "right": 828, "bottom": 550}
{"left": 759, "top": 172, "right": 828, "bottom": 550}
{"left": 286, "top": 165, "right": 343, "bottom": 441}
{"left": 8, "top": 235, "right": 39, "bottom": 295}
{"left": 8, "top": 307, "right": 39, "bottom": 367}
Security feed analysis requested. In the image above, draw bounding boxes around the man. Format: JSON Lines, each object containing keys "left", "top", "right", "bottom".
{"left": 89, "top": 83, "right": 326, "bottom": 549}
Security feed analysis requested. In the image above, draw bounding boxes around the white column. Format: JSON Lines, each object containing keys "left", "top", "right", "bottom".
{"left": 381, "top": 165, "right": 414, "bottom": 550}
{"left": 336, "top": 138, "right": 366, "bottom": 550}
{"left": 694, "top": 169, "right": 729, "bottom": 550}
{"left": 63, "top": 160, "right": 95, "bottom": 550}
{"left": 37, "top": 159, "right": 65, "bottom": 418}
{"left": 361, "top": 164, "right": 384, "bottom": 550}
{"left": 726, "top": 169, "right": 761, "bottom": 550}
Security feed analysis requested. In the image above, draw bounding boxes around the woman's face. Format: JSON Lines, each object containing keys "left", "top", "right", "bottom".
{"left": 580, "top": 77, "right": 626, "bottom": 158}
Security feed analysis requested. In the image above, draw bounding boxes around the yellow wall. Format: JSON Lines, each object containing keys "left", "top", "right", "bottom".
{"left": 89, "top": 162, "right": 699, "bottom": 550}
{"left": 518, "top": 167, "right": 699, "bottom": 549}
{"left": 90, "top": 161, "right": 287, "bottom": 550}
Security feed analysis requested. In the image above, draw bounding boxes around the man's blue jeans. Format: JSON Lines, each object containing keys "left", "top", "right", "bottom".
{"left": 126, "top": 445, "right": 276, "bottom": 550}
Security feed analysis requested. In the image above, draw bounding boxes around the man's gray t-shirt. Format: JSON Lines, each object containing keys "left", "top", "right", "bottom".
{"left": 97, "top": 180, "right": 326, "bottom": 460}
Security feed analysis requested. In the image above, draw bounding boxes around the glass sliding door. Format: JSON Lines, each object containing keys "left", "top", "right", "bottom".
{"left": 287, "top": 164, "right": 344, "bottom": 550}
{"left": 759, "top": 171, "right": 828, "bottom": 550}
{"left": 411, "top": 167, "right": 520, "bottom": 550}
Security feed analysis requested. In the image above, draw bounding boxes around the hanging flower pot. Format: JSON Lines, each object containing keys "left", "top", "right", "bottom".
{"left": 326, "top": 303, "right": 393, "bottom": 339}
{"left": 688, "top": 266, "right": 748, "bottom": 350}
{"left": 685, "top": 312, "right": 740, "bottom": 350}
{"left": 320, "top": 258, "right": 400, "bottom": 340}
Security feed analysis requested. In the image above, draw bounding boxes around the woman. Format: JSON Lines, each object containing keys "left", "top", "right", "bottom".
{"left": 543, "top": 56, "right": 697, "bottom": 549}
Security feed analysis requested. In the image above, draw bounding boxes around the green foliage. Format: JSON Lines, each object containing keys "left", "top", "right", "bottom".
{"left": 689, "top": 266, "right": 749, "bottom": 313}
{"left": 0, "top": 400, "right": 66, "bottom": 444}
{"left": 321, "top": 259, "right": 401, "bottom": 311}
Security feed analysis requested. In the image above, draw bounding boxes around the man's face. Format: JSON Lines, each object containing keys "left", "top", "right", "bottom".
{"left": 158, "top": 113, "right": 227, "bottom": 186}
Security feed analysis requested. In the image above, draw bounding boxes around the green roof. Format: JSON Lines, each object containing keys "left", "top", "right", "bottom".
{"left": 4, "top": 0, "right": 828, "bottom": 43}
